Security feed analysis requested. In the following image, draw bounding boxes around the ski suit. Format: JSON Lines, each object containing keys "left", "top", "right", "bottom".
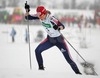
{"left": 25, "top": 14, "right": 81, "bottom": 74}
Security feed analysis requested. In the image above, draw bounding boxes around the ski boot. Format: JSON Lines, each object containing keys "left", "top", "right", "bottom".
{"left": 39, "top": 64, "right": 45, "bottom": 70}
{"left": 76, "top": 71, "right": 82, "bottom": 75}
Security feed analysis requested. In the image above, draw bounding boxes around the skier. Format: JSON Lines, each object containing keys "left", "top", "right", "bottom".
{"left": 24, "top": 3, "right": 81, "bottom": 74}
{"left": 10, "top": 27, "right": 16, "bottom": 42}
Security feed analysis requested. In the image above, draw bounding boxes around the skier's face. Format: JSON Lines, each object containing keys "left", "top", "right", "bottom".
{"left": 38, "top": 14, "right": 46, "bottom": 20}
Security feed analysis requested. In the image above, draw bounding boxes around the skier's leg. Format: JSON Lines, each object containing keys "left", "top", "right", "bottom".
{"left": 56, "top": 37, "right": 81, "bottom": 74}
{"left": 35, "top": 38, "right": 54, "bottom": 70}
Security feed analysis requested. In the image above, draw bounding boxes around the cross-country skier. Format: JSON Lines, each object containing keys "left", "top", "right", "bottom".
{"left": 24, "top": 2, "right": 81, "bottom": 74}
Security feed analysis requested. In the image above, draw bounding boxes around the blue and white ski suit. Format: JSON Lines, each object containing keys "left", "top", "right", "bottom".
{"left": 25, "top": 13, "right": 81, "bottom": 73}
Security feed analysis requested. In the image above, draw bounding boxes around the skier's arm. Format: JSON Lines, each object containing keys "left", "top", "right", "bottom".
{"left": 57, "top": 21, "right": 65, "bottom": 30}
{"left": 24, "top": 1, "right": 39, "bottom": 20}
{"left": 50, "top": 16, "right": 65, "bottom": 30}
{"left": 25, "top": 12, "right": 39, "bottom": 20}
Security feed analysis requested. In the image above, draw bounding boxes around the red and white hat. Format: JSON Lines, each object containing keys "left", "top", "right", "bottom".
{"left": 36, "top": 6, "right": 47, "bottom": 16}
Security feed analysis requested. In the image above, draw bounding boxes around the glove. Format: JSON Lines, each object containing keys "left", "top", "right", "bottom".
{"left": 25, "top": 1, "right": 30, "bottom": 12}
{"left": 50, "top": 21, "right": 60, "bottom": 30}
{"left": 53, "top": 25, "right": 58, "bottom": 30}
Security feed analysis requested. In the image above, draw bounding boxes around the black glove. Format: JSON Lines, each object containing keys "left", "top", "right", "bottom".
{"left": 50, "top": 21, "right": 60, "bottom": 30}
{"left": 53, "top": 25, "right": 58, "bottom": 30}
{"left": 25, "top": 1, "right": 30, "bottom": 12}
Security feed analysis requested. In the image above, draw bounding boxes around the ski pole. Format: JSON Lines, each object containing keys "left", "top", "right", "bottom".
{"left": 61, "top": 33, "right": 86, "bottom": 62}
{"left": 61, "top": 33, "right": 98, "bottom": 75}
{"left": 25, "top": 1, "right": 32, "bottom": 70}
{"left": 27, "top": 17, "right": 32, "bottom": 70}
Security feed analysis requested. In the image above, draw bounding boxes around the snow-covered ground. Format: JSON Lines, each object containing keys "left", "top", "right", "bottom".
{"left": 0, "top": 24, "right": 100, "bottom": 78}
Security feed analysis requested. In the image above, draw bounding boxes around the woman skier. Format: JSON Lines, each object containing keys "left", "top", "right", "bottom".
{"left": 24, "top": 3, "right": 81, "bottom": 74}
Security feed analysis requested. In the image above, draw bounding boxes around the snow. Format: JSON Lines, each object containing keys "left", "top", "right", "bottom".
{"left": 0, "top": 23, "right": 100, "bottom": 78}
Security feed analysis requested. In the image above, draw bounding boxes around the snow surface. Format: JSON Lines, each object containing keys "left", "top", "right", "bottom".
{"left": 0, "top": 24, "right": 100, "bottom": 78}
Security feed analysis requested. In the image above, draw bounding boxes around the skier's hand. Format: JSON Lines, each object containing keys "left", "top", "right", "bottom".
{"left": 53, "top": 25, "right": 59, "bottom": 30}
{"left": 25, "top": 1, "right": 30, "bottom": 12}
{"left": 50, "top": 21, "right": 59, "bottom": 30}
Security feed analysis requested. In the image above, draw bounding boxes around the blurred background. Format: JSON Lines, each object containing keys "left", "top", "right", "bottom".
{"left": 0, "top": 0, "right": 100, "bottom": 26}
{"left": 0, "top": 0, "right": 100, "bottom": 76}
